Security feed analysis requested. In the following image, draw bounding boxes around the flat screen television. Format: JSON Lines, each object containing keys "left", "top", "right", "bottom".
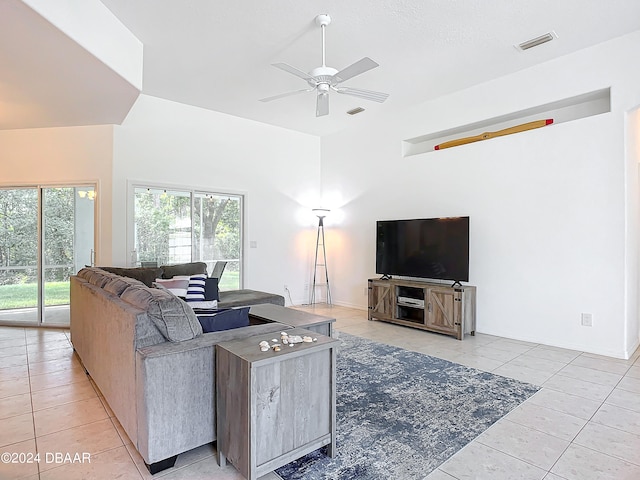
{"left": 376, "top": 217, "right": 469, "bottom": 282}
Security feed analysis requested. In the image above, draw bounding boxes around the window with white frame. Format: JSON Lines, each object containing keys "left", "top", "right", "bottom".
{"left": 133, "top": 187, "right": 242, "bottom": 290}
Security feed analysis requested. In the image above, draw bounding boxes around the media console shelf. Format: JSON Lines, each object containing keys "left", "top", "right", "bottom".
{"left": 368, "top": 278, "right": 476, "bottom": 340}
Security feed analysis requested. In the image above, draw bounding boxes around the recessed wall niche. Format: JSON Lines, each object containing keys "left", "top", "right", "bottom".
{"left": 402, "top": 88, "right": 611, "bottom": 157}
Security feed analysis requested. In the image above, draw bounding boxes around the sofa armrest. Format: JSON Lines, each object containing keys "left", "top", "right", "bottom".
{"left": 134, "top": 322, "right": 291, "bottom": 464}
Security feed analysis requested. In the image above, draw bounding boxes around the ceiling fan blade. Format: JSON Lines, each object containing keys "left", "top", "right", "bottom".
{"left": 332, "top": 57, "right": 379, "bottom": 84}
{"left": 259, "top": 88, "right": 314, "bottom": 102}
{"left": 272, "top": 63, "right": 316, "bottom": 82}
{"left": 316, "top": 93, "right": 329, "bottom": 117}
{"left": 335, "top": 86, "right": 389, "bottom": 103}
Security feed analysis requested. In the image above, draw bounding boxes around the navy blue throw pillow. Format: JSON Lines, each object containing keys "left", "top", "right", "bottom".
{"left": 196, "top": 307, "right": 249, "bottom": 333}
{"left": 204, "top": 277, "right": 219, "bottom": 301}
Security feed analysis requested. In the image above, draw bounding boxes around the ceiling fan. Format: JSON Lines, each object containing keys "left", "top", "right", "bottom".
{"left": 260, "top": 14, "right": 389, "bottom": 117}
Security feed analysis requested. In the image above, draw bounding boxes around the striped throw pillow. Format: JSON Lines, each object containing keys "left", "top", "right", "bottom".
{"left": 153, "top": 277, "right": 189, "bottom": 298}
{"left": 185, "top": 274, "right": 206, "bottom": 302}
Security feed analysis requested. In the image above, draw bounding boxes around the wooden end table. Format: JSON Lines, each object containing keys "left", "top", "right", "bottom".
{"left": 216, "top": 328, "right": 338, "bottom": 480}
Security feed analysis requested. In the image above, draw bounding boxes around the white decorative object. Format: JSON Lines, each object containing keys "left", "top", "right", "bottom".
{"left": 303, "top": 336, "right": 313, "bottom": 343}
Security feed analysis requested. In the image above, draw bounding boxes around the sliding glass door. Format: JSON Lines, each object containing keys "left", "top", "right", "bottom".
{"left": 133, "top": 187, "right": 242, "bottom": 290}
{"left": 193, "top": 192, "right": 242, "bottom": 290}
{"left": 0, "top": 188, "right": 39, "bottom": 324}
{"left": 42, "top": 187, "right": 95, "bottom": 324}
{"left": 0, "top": 185, "right": 95, "bottom": 326}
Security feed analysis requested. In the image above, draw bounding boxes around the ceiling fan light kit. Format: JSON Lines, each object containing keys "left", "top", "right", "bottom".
{"left": 260, "top": 14, "right": 389, "bottom": 117}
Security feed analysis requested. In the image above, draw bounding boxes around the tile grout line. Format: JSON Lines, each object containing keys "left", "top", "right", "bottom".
{"left": 571, "top": 351, "right": 635, "bottom": 373}
{"left": 24, "top": 328, "right": 43, "bottom": 480}
{"left": 503, "top": 401, "right": 590, "bottom": 441}
{"left": 543, "top": 370, "right": 634, "bottom": 477}
{"left": 452, "top": 439, "right": 549, "bottom": 476}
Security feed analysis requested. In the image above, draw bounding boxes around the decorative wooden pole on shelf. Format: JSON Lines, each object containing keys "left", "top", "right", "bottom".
{"left": 310, "top": 208, "right": 332, "bottom": 305}
{"left": 434, "top": 119, "right": 554, "bottom": 150}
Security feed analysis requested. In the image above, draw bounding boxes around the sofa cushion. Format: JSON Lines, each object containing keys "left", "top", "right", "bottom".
{"left": 218, "top": 289, "right": 285, "bottom": 308}
{"left": 104, "top": 277, "right": 138, "bottom": 296}
{"left": 100, "top": 266, "right": 164, "bottom": 287}
{"left": 87, "top": 272, "right": 115, "bottom": 288}
{"left": 77, "top": 267, "right": 93, "bottom": 281}
{"left": 161, "top": 262, "right": 207, "bottom": 279}
{"left": 120, "top": 286, "right": 203, "bottom": 342}
{"left": 78, "top": 267, "right": 114, "bottom": 288}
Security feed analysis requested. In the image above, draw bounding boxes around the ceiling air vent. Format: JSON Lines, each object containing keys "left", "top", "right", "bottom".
{"left": 516, "top": 31, "right": 557, "bottom": 51}
{"left": 347, "top": 107, "right": 365, "bottom": 115}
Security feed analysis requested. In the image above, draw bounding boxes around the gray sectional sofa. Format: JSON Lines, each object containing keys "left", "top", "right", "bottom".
{"left": 69, "top": 266, "right": 289, "bottom": 473}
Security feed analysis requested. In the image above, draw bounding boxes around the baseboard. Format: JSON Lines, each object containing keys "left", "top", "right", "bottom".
{"left": 625, "top": 337, "right": 640, "bottom": 359}
{"left": 330, "top": 300, "right": 367, "bottom": 310}
{"left": 479, "top": 328, "right": 634, "bottom": 360}
{"left": 284, "top": 299, "right": 367, "bottom": 311}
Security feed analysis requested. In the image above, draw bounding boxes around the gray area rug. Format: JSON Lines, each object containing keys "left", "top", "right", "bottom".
{"left": 276, "top": 332, "right": 540, "bottom": 480}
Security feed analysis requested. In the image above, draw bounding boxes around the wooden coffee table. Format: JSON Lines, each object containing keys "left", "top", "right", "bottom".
{"left": 248, "top": 304, "right": 335, "bottom": 337}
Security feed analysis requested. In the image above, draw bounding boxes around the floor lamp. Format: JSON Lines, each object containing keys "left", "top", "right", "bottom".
{"left": 310, "top": 208, "right": 332, "bottom": 305}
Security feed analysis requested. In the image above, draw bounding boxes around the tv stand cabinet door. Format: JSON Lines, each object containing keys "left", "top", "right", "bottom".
{"left": 425, "top": 287, "right": 461, "bottom": 339}
{"left": 368, "top": 280, "right": 394, "bottom": 321}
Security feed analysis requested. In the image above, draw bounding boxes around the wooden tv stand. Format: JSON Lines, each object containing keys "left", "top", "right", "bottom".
{"left": 368, "top": 278, "right": 476, "bottom": 340}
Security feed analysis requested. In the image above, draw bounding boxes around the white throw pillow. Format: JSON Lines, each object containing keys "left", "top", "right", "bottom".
{"left": 153, "top": 277, "right": 189, "bottom": 298}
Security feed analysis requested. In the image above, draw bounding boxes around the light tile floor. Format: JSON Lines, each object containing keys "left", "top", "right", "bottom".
{"left": 1, "top": 304, "right": 639, "bottom": 480}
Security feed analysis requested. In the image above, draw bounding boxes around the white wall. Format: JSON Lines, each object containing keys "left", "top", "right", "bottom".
{"left": 0, "top": 125, "right": 114, "bottom": 265}
{"left": 321, "top": 31, "right": 640, "bottom": 358}
{"left": 112, "top": 95, "right": 321, "bottom": 302}
{"left": 628, "top": 106, "right": 640, "bottom": 355}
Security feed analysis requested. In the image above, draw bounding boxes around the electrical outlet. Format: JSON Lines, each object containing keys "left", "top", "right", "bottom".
{"left": 581, "top": 313, "right": 593, "bottom": 327}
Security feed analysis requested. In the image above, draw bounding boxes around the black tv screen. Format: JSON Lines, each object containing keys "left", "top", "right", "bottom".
{"left": 376, "top": 217, "right": 469, "bottom": 282}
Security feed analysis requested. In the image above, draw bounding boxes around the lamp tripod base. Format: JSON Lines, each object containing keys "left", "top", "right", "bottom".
{"left": 310, "top": 215, "right": 331, "bottom": 305}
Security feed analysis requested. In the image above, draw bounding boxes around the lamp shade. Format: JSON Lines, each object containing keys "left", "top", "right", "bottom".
{"left": 312, "top": 208, "right": 330, "bottom": 218}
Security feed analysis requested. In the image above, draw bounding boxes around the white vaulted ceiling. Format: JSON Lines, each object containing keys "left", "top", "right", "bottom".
{"left": 0, "top": 0, "right": 141, "bottom": 130}
{"left": 2, "top": 0, "right": 640, "bottom": 135}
